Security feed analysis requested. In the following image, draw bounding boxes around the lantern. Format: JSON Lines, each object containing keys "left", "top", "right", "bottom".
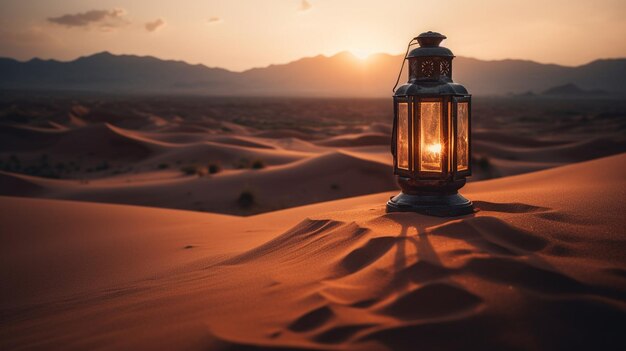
{"left": 387, "top": 31, "right": 473, "bottom": 216}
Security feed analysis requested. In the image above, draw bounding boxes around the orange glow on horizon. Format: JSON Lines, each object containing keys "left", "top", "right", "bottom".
{"left": 349, "top": 49, "right": 373, "bottom": 60}
{"left": 0, "top": 1, "right": 623, "bottom": 71}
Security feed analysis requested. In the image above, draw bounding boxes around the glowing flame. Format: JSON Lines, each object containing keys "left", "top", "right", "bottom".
{"left": 426, "top": 143, "right": 442, "bottom": 154}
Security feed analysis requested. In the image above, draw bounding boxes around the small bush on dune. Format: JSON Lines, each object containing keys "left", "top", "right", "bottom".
{"left": 251, "top": 159, "right": 265, "bottom": 169}
{"left": 234, "top": 158, "right": 250, "bottom": 169}
{"left": 158, "top": 163, "right": 169, "bottom": 169}
{"left": 479, "top": 157, "right": 491, "bottom": 170}
{"left": 95, "top": 161, "right": 110, "bottom": 171}
{"left": 40, "top": 154, "right": 49, "bottom": 166}
{"left": 208, "top": 163, "right": 221, "bottom": 174}
{"left": 180, "top": 164, "right": 207, "bottom": 177}
{"left": 7, "top": 155, "right": 21, "bottom": 171}
{"left": 233, "top": 158, "right": 265, "bottom": 170}
{"left": 237, "top": 190, "right": 255, "bottom": 208}
{"left": 180, "top": 165, "right": 195, "bottom": 175}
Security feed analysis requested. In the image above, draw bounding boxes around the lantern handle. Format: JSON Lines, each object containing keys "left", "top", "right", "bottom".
{"left": 392, "top": 38, "right": 418, "bottom": 93}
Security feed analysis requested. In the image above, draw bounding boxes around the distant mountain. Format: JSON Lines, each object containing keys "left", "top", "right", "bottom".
{"left": 542, "top": 83, "right": 608, "bottom": 96}
{"left": 0, "top": 51, "right": 624, "bottom": 97}
{"left": 0, "top": 52, "right": 238, "bottom": 94}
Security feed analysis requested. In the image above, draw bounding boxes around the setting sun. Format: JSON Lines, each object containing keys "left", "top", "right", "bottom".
{"left": 350, "top": 49, "right": 373, "bottom": 60}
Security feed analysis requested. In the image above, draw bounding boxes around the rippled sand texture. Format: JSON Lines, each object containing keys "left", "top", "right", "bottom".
{"left": 2, "top": 154, "right": 625, "bottom": 350}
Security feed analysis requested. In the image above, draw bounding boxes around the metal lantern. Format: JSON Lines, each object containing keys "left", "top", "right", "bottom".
{"left": 387, "top": 31, "right": 473, "bottom": 216}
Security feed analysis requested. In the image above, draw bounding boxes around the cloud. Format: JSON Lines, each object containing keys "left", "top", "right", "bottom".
{"left": 47, "top": 9, "right": 128, "bottom": 30}
{"left": 208, "top": 17, "right": 222, "bottom": 24}
{"left": 299, "top": 0, "right": 312, "bottom": 12}
{"left": 145, "top": 18, "right": 165, "bottom": 32}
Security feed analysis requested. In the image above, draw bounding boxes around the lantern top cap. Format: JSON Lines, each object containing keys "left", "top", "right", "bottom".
{"left": 415, "top": 31, "right": 447, "bottom": 47}
{"left": 407, "top": 31, "right": 454, "bottom": 58}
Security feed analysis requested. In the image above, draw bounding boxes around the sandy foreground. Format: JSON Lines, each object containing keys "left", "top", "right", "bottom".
{"left": 1, "top": 153, "right": 625, "bottom": 350}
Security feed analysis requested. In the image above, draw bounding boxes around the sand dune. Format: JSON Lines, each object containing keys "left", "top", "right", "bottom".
{"left": 473, "top": 137, "right": 626, "bottom": 164}
{"left": 472, "top": 129, "right": 569, "bottom": 148}
{"left": 253, "top": 129, "right": 318, "bottom": 140}
{"left": 2, "top": 96, "right": 624, "bottom": 212}
{"left": 1, "top": 112, "right": 623, "bottom": 212}
{"left": 0, "top": 123, "right": 160, "bottom": 160}
{"left": 0, "top": 150, "right": 395, "bottom": 214}
{"left": 1, "top": 153, "right": 625, "bottom": 350}
{"left": 314, "top": 133, "right": 389, "bottom": 147}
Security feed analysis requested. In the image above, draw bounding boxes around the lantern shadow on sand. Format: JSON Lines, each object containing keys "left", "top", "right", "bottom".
{"left": 387, "top": 31, "right": 474, "bottom": 217}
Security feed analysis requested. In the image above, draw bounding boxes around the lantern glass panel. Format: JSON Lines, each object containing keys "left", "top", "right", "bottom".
{"left": 448, "top": 101, "right": 453, "bottom": 172}
{"left": 419, "top": 101, "right": 442, "bottom": 172}
{"left": 457, "top": 102, "right": 469, "bottom": 171}
{"left": 397, "top": 102, "right": 410, "bottom": 170}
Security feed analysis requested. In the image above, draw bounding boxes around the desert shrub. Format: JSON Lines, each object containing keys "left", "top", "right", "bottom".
{"left": 95, "top": 161, "right": 110, "bottom": 171}
{"left": 180, "top": 165, "right": 196, "bottom": 175}
{"left": 234, "top": 158, "right": 250, "bottom": 169}
{"left": 8, "top": 155, "right": 21, "bottom": 170}
{"left": 237, "top": 190, "right": 255, "bottom": 208}
{"left": 40, "top": 154, "right": 49, "bottom": 165}
{"left": 478, "top": 156, "right": 491, "bottom": 171}
{"left": 39, "top": 169, "right": 60, "bottom": 179}
{"left": 251, "top": 159, "right": 265, "bottom": 169}
{"left": 180, "top": 164, "right": 207, "bottom": 176}
{"left": 330, "top": 183, "right": 340, "bottom": 190}
{"left": 24, "top": 164, "right": 59, "bottom": 179}
{"left": 158, "top": 163, "right": 169, "bottom": 169}
{"left": 208, "top": 163, "right": 221, "bottom": 174}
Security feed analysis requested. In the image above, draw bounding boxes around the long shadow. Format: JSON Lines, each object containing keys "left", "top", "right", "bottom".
{"left": 385, "top": 202, "right": 625, "bottom": 301}
{"left": 472, "top": 200, "right": 548, "bottom": 214}
{"left": 388, "top": 199, "right": 551, "bottom": 279}
{"left": 390, "top": 213, "right": 460, "bottom": 278}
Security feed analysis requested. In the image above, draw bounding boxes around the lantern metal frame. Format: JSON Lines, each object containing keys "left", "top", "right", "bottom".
{"left": 387, "top": 31, "right": 474, "bottom": 217}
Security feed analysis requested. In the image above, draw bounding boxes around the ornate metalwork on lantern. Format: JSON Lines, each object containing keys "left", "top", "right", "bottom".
{"left": 387, "top": 31, "right": 474, "bottom": 217}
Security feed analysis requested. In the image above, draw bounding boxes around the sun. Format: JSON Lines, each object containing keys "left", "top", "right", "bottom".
{"left": 350, "top": 49, "right": 373, "bottom": 60}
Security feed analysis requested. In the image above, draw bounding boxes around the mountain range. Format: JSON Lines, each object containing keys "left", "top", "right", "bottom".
{"left": 0, "top": 51, "right": 624, "bottom": 97}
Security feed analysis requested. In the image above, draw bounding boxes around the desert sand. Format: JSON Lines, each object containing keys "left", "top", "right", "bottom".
{"left": 1, "top": 153, "right": 625, "bottom": 350}
{"left": 1, "top": 96, "right": 625, "bottom": 215}
{"left": 1, "top": 95, "right": 625, "bottom": 349}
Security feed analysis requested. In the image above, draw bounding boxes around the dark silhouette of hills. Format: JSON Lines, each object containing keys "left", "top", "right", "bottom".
{"left": 542, "top": 83, "right": 608, "bottom": 96}
{"left": 0, "top": 51, "right": 624, "bottom": 97}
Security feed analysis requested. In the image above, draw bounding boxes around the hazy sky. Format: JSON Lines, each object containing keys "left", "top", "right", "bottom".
{"left": 0, "top": 0, "right": 624, "bottom": 71}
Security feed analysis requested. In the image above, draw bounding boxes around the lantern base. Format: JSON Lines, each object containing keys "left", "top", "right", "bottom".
{"left": 386, "top": 192, "right": 474, "bottom": 217}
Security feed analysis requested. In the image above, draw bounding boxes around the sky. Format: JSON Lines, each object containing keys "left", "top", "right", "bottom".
{"left": 0, "top": 0, "right": 624, "bottom": 71}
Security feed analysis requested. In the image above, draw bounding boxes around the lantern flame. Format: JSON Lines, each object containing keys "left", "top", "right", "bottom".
{"left": 426, "top": 143, "right": 442, "bottom": 155}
